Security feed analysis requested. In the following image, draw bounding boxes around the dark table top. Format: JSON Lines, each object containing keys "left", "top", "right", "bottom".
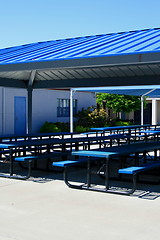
{"left": 72, "top": 141, "right": 160, "bottom": 158}
{"left": 0, "top": 133, "right": 130, "bottom": 149}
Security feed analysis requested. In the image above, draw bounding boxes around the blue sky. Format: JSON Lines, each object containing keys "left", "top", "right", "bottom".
{"left": 0, "top": 0, "right": 160, "bottom": 49}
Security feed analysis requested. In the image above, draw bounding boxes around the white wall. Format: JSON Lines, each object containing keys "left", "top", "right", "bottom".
{"left": 0, "top": 88, "right": 3, "bottom": 135}
{"left": 4, "top": 87, "right": 160, "bottom": 134}
{"left": 32, "top": 89, "right": 96, "bottom": 132}
{"left": 157, "top": 101, "right": 160, "bottom": 124}
{"left": 0, "top": 88, "right": 96, "bottom": 134}
{"left": 1, "top": 88, "right": 27, "bottom": 135}
{"left": 147, "top": 98, "right": 160, "bottom": 125}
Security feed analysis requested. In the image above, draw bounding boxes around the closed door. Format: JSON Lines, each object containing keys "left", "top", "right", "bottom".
{"left": 14, "top": 96, "right": 26, "bottom": 135}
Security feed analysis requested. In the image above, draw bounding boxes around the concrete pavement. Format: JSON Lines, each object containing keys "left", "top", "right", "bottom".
{"left": 0, "top": 172, "right": 160, "bottom": 240}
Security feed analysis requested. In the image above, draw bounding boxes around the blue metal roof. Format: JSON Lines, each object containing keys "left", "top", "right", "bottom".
{"left": 0, "top": 28, "right": 160, "bottom": 65}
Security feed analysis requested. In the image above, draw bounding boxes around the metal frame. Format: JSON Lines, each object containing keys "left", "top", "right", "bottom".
{"left": 69, "top": 141, "right": 160, "bottom": 195}
{"left": 62, "top": 158, "right": 138, "bottom": 196}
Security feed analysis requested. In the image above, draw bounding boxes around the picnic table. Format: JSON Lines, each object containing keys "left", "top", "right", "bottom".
{"left": 90, "top": 124, "right": 154, "bottom": 136}
{"left": 0, "top": 132, "right": 76, "bottom": 143}
{"left": 139, "top": 129, "right": 160, "bottom": 141}
{"left": 0, "top": 133, "right": 131, "bottom": 179}
{"left": 60, "top": 141, "right": 160, "bottom": 195}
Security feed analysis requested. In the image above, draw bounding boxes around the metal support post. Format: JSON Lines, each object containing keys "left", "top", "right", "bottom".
{"left": 27, "top": 86, "right": 33, "bottom": 134}
{"left": 141, "top": 96, "right": 144, "bottom": 125}
{"left": 70, "top": 89, "right": 76, "bottom": 133}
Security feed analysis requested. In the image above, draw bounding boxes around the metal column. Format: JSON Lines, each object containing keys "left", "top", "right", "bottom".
{"left": 27, "top": 70, "right": 36, "bottom": 134}
{"left": 70, "top": 89, "right": 73, "bottom": 133}
{"left": 27, "top": 86, "right": 33, "bottom": 133}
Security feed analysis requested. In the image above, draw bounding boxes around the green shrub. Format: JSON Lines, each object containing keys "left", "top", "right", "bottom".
{"left": 88, "top": 108, "right": 107, "bottom": 127}
{"left": 40, "top": 121, "right": 70, "bottom": 133}
{"left": 114, "top": 120, "right": 132, "bottom": 126}
{"left": 75, "top": 106, "right": 108, "bottom": 128}
{"left": 75, "top": 125, "right": 90, "bottom": 133}
{"left": 54, "top": 122, "right": 69, "bottom": 132}
{"left": 75, "top": 107, "right": 93, "bottom": 127}
{"left": 40, "top": 122, "right": 60, "bottom": 133}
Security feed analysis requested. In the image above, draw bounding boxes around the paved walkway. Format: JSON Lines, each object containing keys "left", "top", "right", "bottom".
{"left": 0, "top": 172, "right": 160, "bottom": 240}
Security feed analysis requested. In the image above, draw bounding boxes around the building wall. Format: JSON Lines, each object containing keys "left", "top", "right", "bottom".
{"left": 4, "top": 87, "right": 160, "bottom": 135}
{"left": 157, "top": 101, "right": 160, "bottom": 124}
{"left": 0, "top": 88, "right": 96, "bottom": 135}
{"left": 0, "top": 88, "right": 27, "bottom": 135}
{"left": 0, "top": 88, "right": 3, "bottom": 135}
{"left": 32, "top": 89, "right": 96, "bottom": 132}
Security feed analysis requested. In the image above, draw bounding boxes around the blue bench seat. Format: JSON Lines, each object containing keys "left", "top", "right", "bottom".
{"left": 7, "top": 152, "right": 69, "bottom": 180}
{"left": 52, "top": 158, "right": 89, "bottom": 189}
{"left": 119, "top": 161, "right": 160, "bottom": 175}
{"left": 14, "top": 151, "right": 67, "bottom": 162}
{"left": 52, "top": 160, "right": 82, "bottom": 167}
{"left": 118, "top": 161, "right": 160, "bottom": 195}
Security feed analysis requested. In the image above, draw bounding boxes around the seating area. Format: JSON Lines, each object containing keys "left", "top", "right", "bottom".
{"left": 0, "top": 124, "right": 160, "bottom": 196}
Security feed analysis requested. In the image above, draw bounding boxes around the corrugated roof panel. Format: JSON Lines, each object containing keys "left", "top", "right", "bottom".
{"left": 117, "top": 29, "right": 160, "bottom": 53}
{"left": 127, "top": 66, "right": 145, "bottom": 76}
{"left": 100, "top": 67, "right": 117, "bottom": 77}
{"left": 44, "top": 32, "right": 132, "bottom": 59}
{"left": 90, "top": 68, "right": 108, "bottom": 78}
{"left": 71, "top": 30, "right": 143, "bottom": 57}
{"left": 99, "top": 29, "right": 157, "bottom": 55}
{"left": 71, "top": 69, "right": 91, "bottom": 78}
{"left": 117, "top": 66, "right": 135, "bottom": 76}
{"left": 0, "top": 41, "right": 58, "bottom": 60}
{"left": 25, "top": 35, "right": 108, "bottom": 61}
{"left": 148, "top": 64, "right": 160, "bottom": 74}
{"left": 74, "top": 69, "right": 93, "bottom": 78}
{"left": 0, "top": 39, "right": 73, "bottom": 63}
{"left": 5, "top": 35, "right": 111, "bottom": 64}
{"left": 109, "top": 67, "right": 127, "bottom": 77}
{"left": 66, "top": 69, "right": 84, "bottom": 79}
{"left": 0, "top": 28, "right": 159, "bottom": 65}
{"left": 0, "top": 37, "right": 90, "bottom": 62}
{"left": 138, "top": 65, "right": 155, "bottom": 75}
{"left": 32, "top": 33, "right": 120, "bottom": 61}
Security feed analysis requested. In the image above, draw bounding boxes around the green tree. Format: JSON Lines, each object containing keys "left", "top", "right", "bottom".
{"left": 96, "top": 93, "right": 143, "bottom": 115}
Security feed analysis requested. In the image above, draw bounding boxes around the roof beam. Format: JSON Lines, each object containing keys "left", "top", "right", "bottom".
{"left": 28, "top": 70, "right": 36, "bottom": 86}
{"left": 33, "top": 75, "right": 160, "bottom": 89}
{"left": 0, "top": 77, "right": 27, "bottom": 88}
{"left": 0, "top": 52, "right": 160, "bottom": 72}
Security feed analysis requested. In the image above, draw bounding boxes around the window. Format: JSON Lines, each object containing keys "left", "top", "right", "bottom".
{"left": 57, "top": 99, "right": 77, "bottom": 117}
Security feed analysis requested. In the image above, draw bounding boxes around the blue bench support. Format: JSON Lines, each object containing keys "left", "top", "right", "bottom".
{"left": 53, "top": 158, "right": 115, "bottom": 194}
{"left": 52, "top": 157, "right": 160, "bottom": 196}
{"left": 118, "top": 161, "right": 160, "bottom": 195}
{"left": 0, "top": 152, "right": 67, "bottom": 180}
{"left": 53, "top": 159, "right": 88, "bottom": 189}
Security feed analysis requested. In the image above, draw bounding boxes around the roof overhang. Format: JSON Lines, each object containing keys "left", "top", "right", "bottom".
{"left": 0, "top": 51, "right": 159, "bottom": 72}
{"left": 0, "top": 53, "right": 160, "bottom": 89}
{"left": 0, "top": 28, "right": 160, "bottom": 90}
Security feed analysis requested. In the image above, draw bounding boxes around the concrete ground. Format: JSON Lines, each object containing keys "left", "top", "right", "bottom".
{"left": 0, "top": 168, "right": 160, "bottom": 240}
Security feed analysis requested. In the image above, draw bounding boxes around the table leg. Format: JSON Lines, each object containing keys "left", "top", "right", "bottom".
{"left": 105, "top": 158, "right": 109, "bottom": 190}
{"left": 154, "top": 149, "right": 157, "bottom": 161}
{"left": 9, "top": 149, "right": 13, "bottom": 176}
{"left": 87, "top": 157, "right": 91, "bottom": 188}
{"left": 135, "top": 152, "right": 139, "bottom": 166}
